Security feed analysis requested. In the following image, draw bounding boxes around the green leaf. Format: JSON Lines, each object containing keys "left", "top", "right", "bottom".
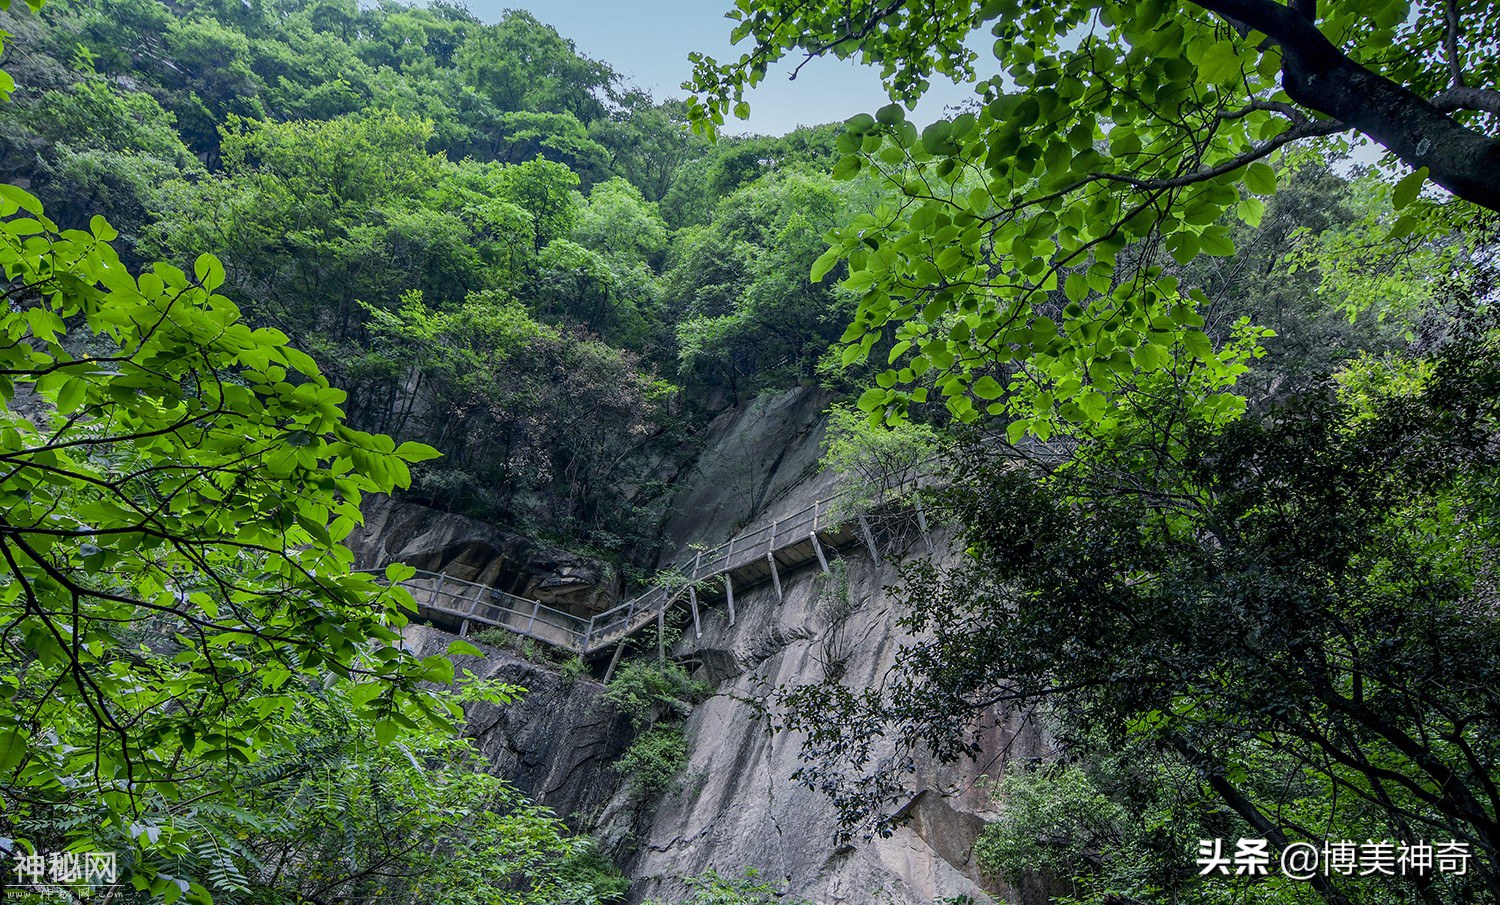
{"left": 1133, "top": 343, "right": 1170, "bottom": 370}
{"left": 0, "top": 728, "right": 25, "bottom": 774}
{"left": 423, "top": 655, "right": 456, "bottom": 684}
{"left": 1392, "top": 166, "right": 1428, "bottom": 210}
{"left": 56, "top": 377, "right": 85, "bottom": 415}
{"left": 447, "top": 640, "right": 484, "bottom": 657}
{"left": 1064, "top": 272, "right": 1089, "bottom": 303}
{"left": 1182, "top": 329, "right": 1213, "bottom": 360}
{"left": 374, "top": 720, "right": 398, "bottom": 746}
{"left": 876, "top": 103, "right": 906, "bottom": 125}
{"left": 1168, "top": 232, "right": 1200, "bottom": 265}
{"left": 394, "top": 441, "right": 442, "bottom": 463}
{"left": 810, "top": 247, "right": 842, "bottom": 282}
{"left": 193, "top": 254, "right": 226, "bottom": 291}
{"left": 1199, "top": 226, "right": 1235, "bottom": 257}
{"left": 972, "top": 375, "right": 1004, "bottom": 400}
{"left": 1243, "top": 162, "right": 1277, "bottom": 195}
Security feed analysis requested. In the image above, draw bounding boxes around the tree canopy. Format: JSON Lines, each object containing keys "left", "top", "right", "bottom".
{"left": 690, "top": 0, "right": 1496, "bottom": 436}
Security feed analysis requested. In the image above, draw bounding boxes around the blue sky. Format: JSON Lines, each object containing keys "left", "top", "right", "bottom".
{"left": 446, "top": 0, "right": 981, "bottom": 135}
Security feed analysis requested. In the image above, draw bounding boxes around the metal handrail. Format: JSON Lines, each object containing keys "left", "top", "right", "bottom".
{"left": 377, "top": 455, "right": 944, "bottom": 655}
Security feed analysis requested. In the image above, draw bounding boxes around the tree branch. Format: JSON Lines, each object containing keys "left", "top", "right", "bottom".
{"left": 1191, "top": 0, "right": 1500, "bottom": 211}
{"left": 1444, "top": 0, "right": 1465, "bottom": 88}
{"left": 1433, "top": 86, "right": 1500, "bottom": 117}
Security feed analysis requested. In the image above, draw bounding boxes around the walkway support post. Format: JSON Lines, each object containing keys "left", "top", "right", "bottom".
{"left": 459, "top": 582, "right": 484, "bottom": 637}
{"left": 858, "top": 514, "right": 880, "bottom": 562}
{"left": 810, "top": 531, "right": 830, "bottom": 574}
{"left": 657, "top": 606, "right": 666, "bottom": 665}
{"left": 688, "top": 584, "right": 702, "bottom": 638}
{"left": 724, "top": 572, "right": 736, "bottom": 626}
{"left": 603, "top": 637, "right": 627, "bottom": 683}
{"left": 767, "top": 550, "right": 783, "bottom": 601}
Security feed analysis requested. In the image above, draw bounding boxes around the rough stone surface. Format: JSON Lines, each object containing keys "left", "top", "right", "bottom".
{"left": 657, "top": 387, "right": 839, "bottom": 567}
{"left": 399, "top": 624, "right": 634, "bottom": 827}
{"left": 380, "top": 386, "right": 1048, "bottom": 904}
{"left": 614, "top": 533, "right": 1048, "bottom": 905}
{"left": 350, "top": 495, "right": 620, "bottom": 614}
{"left": 603, "top": 387, "right": 1047, "bottom": 903}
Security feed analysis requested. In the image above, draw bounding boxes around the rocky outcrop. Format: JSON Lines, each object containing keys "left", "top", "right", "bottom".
{"left": 383, "top": 386, "right": 1047, "bottom": 903}
{"left": 399, "top": 624, "right": 634, "bottom": 826}
{"left": 657, "top": 386, "right": 839, "bottom": 567}
{"left": 596, "top": 387, "right": 1046, "bottom": 903}
{"left": 349, "top": 495, "right": 620, "bottom": 615}
{"left": 617, "top": 531, "right": 1047, "bottom": 905}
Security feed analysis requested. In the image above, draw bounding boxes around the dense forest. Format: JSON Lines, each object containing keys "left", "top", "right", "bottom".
{"left": 0, "top": 0, "right": 871, "bottom": 560}
{"left": 1, "top": 0, "right": 1498, "bottom": 903}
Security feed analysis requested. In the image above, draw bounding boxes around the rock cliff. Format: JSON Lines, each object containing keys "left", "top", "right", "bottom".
{"left": 383, "top": 387, "right": 1045, "bottom": 904}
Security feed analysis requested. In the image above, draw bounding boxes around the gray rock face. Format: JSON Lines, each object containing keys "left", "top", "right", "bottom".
{"left": 658, "top": 387, "right": 839, "bottom": 567}
{"left": 376, "top": 386, "right": 1047, "bottom": 903}
{"left": 350, "top": 495, "right": 620, "bottom": 615}
{"left": 618, "top": 535, "right": 1047, "bottom": 905}
{"left": 399, "top": 624, "right": 634, "bottom": 827}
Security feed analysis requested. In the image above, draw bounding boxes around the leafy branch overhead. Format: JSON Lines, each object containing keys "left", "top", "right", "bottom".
{"left": 0, "top": 173, "right": 459, "bottom": 893}
{"left": 691, "top": 0, "right": 1495, "bottom": 435}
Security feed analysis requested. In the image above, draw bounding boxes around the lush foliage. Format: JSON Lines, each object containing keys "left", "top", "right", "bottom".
{"left": 784, "top": 291, "right": 1500, "bottom": 901}
{"left": 602, "top": 661, "right": 709, "bottom": 731}
{"left": 612, "top": 726, "right": 689, "bottom": 800}
{"left": 818, "top": 402, "right": 940, "bottom": 521}
{"left": 603, "top": 660, "right": 708, "bottom": 804}
{"left": 690, "top": 0, "right": 1496, "bottom": 440}
{"left": 0, "top": 3, "right": 651, "bottom": 900}
{"left": 0, "top": 158, "right": 636, "bottom": 901}
{"left": 0, "top": 0, "right": 880, "bottom": 546}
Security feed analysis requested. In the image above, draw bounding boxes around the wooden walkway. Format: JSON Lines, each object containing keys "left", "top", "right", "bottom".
{"left": 386, "top": 490, "right": 915, "bottom": 658}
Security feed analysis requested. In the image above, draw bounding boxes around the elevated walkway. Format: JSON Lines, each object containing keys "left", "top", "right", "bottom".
{"left": 386, "top": 488, "right": 925, "bottom": 658}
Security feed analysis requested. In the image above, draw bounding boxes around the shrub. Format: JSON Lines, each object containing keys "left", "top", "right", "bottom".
{"left": 613, "top": 726, "right": 687, "bottom": 797}
{"left": 602, "top": 660, "right": 708, "bottom": 730}
{"left": 819, "top": 403, "right": 939, "bottom": 523}
{"left": 553, "top": 839, "right": 631, "bottom": 904}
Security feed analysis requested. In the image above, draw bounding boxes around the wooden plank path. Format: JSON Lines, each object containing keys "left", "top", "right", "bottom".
{"left": 383, "top": 491, "right": 887, "bottom": 657}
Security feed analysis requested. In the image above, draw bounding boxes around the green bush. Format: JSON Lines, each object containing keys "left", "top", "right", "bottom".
{"left": 614, "top": 726, "right": 688, "bottom": 797}
{"left": 602, "top": 660, "right": 708, "bottom": 729}
{"left": 819, "top": 402, "right": 939, "bottom": 523}
{"left": 559, "top": 655, "right": 589, "bottom": 682}
{"left": 553, "top": 839, "right": 631, "bottom": 904}
{"left": 974, "top": 766, "right": 1129, "bottom": 895}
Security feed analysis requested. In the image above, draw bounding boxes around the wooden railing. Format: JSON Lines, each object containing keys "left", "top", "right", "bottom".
{"left": 376, "top": 487, "right": 882, "bottom": 655}
{"left": 378, "top": 445, "right": 973, "bottom": 656}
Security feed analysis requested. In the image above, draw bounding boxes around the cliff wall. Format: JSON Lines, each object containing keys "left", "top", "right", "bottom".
{"left": 384, "top": 387, "right": 1046, "bottom": 904}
